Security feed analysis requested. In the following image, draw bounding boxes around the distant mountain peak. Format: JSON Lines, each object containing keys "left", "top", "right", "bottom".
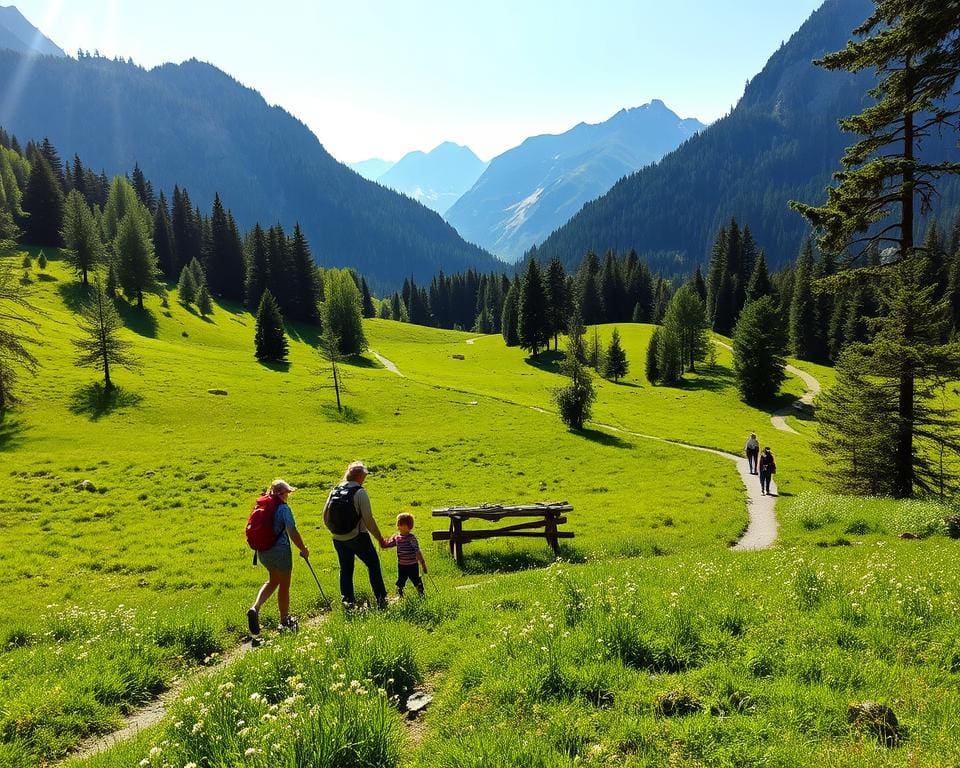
{"left": 0, "top": 5, "right": 65, "bottom": 57}
{"left": 377, "top": 142, "right": 487, "bottom": 215}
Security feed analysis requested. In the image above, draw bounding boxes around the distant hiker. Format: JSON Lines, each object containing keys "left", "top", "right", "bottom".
{"left": 246, "top": 479, "right": 310, "bottom": 635}
{"left": 745, "top": 433, "right": 760, "bottom": 474}
{"left": 323, "top": 461, "right": 388, "bottom": 609}
{"left": 758, "top": 447, "right": 776, "bottom": 495}
{"left": 382, "top": 512, "right": 428, "bottom": 597}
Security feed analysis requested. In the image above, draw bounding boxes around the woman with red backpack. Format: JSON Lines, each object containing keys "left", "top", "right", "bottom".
{"left": 246, "top": 479, "right": 310, "bottom": 635}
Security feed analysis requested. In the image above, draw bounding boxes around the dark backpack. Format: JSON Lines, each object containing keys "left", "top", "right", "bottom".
{"left": 326, "top": 483, "right": 361, "bottom": 535}
{"left": 246, "top": 493, "right": 281, "bottom": 551}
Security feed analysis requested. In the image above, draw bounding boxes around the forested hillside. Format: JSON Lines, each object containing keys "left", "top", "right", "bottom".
{"left": 0, "top": 51, "right": 502, "bottom": 292}
{"left": 532, "top": 0, "right": 960, "bottom": 272}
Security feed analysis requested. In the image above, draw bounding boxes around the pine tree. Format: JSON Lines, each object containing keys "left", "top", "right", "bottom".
{"left": 732, "top": 296, "right": 787, "bottom": 403}
{"left": 102, "top": 175, "right": 150, "bottom": 242}
{"left": 599, "top": 251, "right": 625, "bottom": 322}
{"left": 73, "top": 279, "right": 139, "bottom": 390}
{"left": 603, "top": 327, "right": 628, "bottom": 381}
{"left": 60, "top": 189, "right": 102, "bottom": 286}
{"left": 692, "top": 265, "right": 707, "bottom": 303}
{"left": 553, "top": 313, "right": 595, "bottom": 430}
{"left": 661, "top": 284, "right": 709, "bottom": 373}
{"left": 517, "top": 258, "right": 550, "bottom": 356}
{"left": 105, "top": 261, "right": 119, "bottom": 299}
{"left": 20, "top": 155, "right": 64, "bottom": 246}
{"left": 197, "top": 284, "right": 213, "bottom": 317}
{"left": 789, "top": 239, "right": 817, "bottom": 359}
{"left": 317, "top": 326, "right": 347, "bottom": 412}
{"left": 791, "top": 0, "right": 960, "bottom": 496}
{"left": 586, "top": 327, "right": 604, "bottom": 371}
{"left": 206, "top": 195, "right": 246, "bottom": 302}
{"left": 254, "top": 289, "right": 288, "bottom": 362}
{"left": 177, "top": 264, "right": 197, "bottom": 305}
{"left": 152, "top": 191, "right": 176, "bottom": 280}
{"left": 360, "top": 276, "right": 376, "bottom": 319}
{"left": 321, "top": 269, "right": 367, "bottom": 355}
{"left": 0, "top": 260, "right": 39, "bottom": 412}
{"left": 744, "top": 250, "right": 772, "bottom": 305}
{"left": 645, "top": 327, "right": 661, "bottom": 384}
{"left": 545, "top": 257, "right": 568, "bottom": 350}
{"left": 115, "top": 211, "right": 160, "bottom": 310}
{"left": 37, "top": 251, "right": 47, "bottom": 270}
{"left": 287, "top": 223, "right": 320, "bottom": 323}
{"left": 501, "top": 277, "right": 520, "bottom": 347}
{"left": 245, "top": 223, "right": 270, "bottom": 310}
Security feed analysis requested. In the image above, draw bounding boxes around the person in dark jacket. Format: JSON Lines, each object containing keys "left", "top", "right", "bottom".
{"left": 758, "top": 447, "right": 776, "bottom": 495}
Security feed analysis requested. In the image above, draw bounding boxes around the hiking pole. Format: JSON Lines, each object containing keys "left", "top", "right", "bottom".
{"left": 301, "top": 554, "right": 333, "bottom": 610}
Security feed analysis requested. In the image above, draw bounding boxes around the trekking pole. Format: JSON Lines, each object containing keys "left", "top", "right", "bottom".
{"left": 301, "top": 554, "right": 333, "bottom": 610}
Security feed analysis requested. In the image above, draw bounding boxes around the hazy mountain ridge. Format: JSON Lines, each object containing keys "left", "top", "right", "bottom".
{"left": 376, "top": 142, "right": 487, "bottom": 215}
{"left": 0, "top": 50, "right": 503, "bottom": 291}
{"left": 348, "top": 157, "right": 394, "bottom": 181}
{"left": 531, "top": 0, "right": 960, "bottom": 272}
{"left": 445, "top": 100, "right": 705, "bottom": 262}
{"left": 0, "top": 5, "right": 64, "bottom": 56}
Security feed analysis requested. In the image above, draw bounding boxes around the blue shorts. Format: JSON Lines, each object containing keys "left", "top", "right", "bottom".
{"left": 258, "top": 544, "right": 293, "bottom": 572}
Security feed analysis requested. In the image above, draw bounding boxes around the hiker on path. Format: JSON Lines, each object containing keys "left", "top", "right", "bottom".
{"left": 247, "top": 479, "right": 310, "bottom": 635}
{"left": 323, "top": 461, "right": 389, "bottom": 609}
{"left": 758, "top": 447, "right": 776, "bottom": 495}
{"left": 745, "top": 433, "right": 760, "bottom": 474}
{"left": 382, "top": 512, "right": 427, "bottom": 597}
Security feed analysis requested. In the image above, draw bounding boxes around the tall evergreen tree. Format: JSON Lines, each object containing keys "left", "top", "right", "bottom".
{"left": 599, "top": 251, "right": 625, "bottom": 322}
{"left": 732, "top": 296, "right": 787, "bottom": 403}
{"left": 177, "top": 264, "right": 198, "bottom": 305}
{"left": 152, "top": 191, "right": 176, "bottom": 280}
{"left": 73, "top": 279, "right": 139, "bottom": 390}
{"left": 744, "top": 250, "right": 773, "bottom": 305}
{"left": 789, "top": 239, "right": 818, "bottom": 359}
{"left": 286, "top": 223, "right": 320, "bottom": 323}
{"left": 197, "top": 284, "right": 213, "bottom": 317}
{"left": 517, "top": 258, "right": 550, "bottom": 356}
{"left": 60, "top": 189, "right": 102, "bottom": 286}
{"left": 360, "top": 276, "right": 376, "bottom": 319}
{"left": 0, "top": 260, "right": 39, "bottom": 412}
{"left": 645, "top": 327, "right": 661, "bottom": 384}
{"left": 791, "top": 0, "right": 960, "bottom": 496}
{"left": 603, "top": 327, "right": 629, "bottom": 382}
{"left": 254, "top": 289, "right": 288, "bottom": 362}
{"left": 662, "top": 284, "right": 709, "bottom": 373}
{"left": 321, "top": 269, "right": 367, "bottom": 355}
{"left": 501, "top": 276, "right": 520, "bottom": 347}
{"left": 692, "top": 265, "right": 707, "bottom": 303}
{"left": 20, "top": 155, "right": 64, "bottom": 246}
{"left": 545, "top": 257, "right": 568, "bottom": 350}
{"left": 115, "top": 210, "right": 160, "bottom": 309}
{"left": 171, "top": 186, "right": 196, "bottom": 274}
{"left": 553, "top": 312, "right": 595, "bottom": 430}
{"left": 245, "top": 223, "right": 270, "bottom": 310}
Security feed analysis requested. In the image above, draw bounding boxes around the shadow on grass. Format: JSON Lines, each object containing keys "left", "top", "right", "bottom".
{"left": 610, "top": 380, "right": 642, "bottom": 388}
{"left": 460, "top": 543, "right": 586, "bottom": 574}
{"left": 0, "top": 413, "right": 25, "bottom": 451}
{"left": 36, "top": 273, "right": 58, "bottom": 282}
{"left": 319, "top": 403, "right": 364, "bottom": 423}
{"left": 674, "top": 365, "right": 736, "bottom": 393}
{"left": 286, "top": 322, "right": 321, "bottom": 347}
{"left": 115, "top": 302, "right": 159, "bottom": 338}
{"left": 524, "top": 350, "right": 564, "bottom": 374}
{"left": 57, "top": 281, "right": 93, "bottom": 312}
{"left": 69, "top": 383, "right": 144, "bottom": 421}
{"left": 344, "top": 354, "right": 380, "bottom": 369}
{"left": 258, "top": 359, "right": 291, "bottom": 373}
{"left": 576, "top": 427, "right": 633, "bottom": 449}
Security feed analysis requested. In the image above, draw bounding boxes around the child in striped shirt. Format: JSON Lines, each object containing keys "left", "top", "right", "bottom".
{"left": 382, "top": 512, "right": 427, "bottom": 597}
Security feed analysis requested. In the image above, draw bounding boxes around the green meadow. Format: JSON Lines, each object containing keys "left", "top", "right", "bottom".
{"left": 2, "top": 250, "right": 959, "bottom": 767}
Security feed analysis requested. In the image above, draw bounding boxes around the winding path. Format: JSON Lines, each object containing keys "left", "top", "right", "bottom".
{"left": 713, "top": 341, "right": 820, "bottom": 434}
{"left": 370, "top": 350, "right": 404, "bottom": 376}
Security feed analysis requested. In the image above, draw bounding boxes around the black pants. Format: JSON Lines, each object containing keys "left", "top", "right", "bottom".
{"left": 333, "top": 532, "right": 387, "bottom": 603}
{"left": 759, "top": 470, "right": 772, "bottom": 494}
{"left": 747, "top": 449, "right": 759, "bottom": 474}
{"left": 396, "top": 563, "right": 424, "bottom": 595}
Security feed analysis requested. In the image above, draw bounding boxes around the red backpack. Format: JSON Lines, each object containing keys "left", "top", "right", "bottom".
{"left": 246, "top": 493, "right": 281, "bottom": 552}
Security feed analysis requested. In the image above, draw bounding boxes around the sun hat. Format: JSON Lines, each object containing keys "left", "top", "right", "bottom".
{"left": 270, "top": 479, "right": 297, "bottom": 495}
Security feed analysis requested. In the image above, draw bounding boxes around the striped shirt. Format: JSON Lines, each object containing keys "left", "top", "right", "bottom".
{"left": 384, "top": 532, "right": 420, "bottom": 565}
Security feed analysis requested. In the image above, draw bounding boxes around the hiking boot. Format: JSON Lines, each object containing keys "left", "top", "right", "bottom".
{"left": 247, "top": 608, "right": 260, "bottom": 636}
{"left": 279, "top": 616, "right": 299, "bottom": 632}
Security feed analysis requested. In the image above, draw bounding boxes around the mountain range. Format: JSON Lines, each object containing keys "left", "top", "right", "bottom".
{"left": 376, "top": 142, "right": 487, "bottom": 216}
{"left": 348, "top": 158, "right": 395, "bottom": 181}
{"left": 0, "top": 50, "right": 503, "bottom": 292}
{"left": 0, "top": 4, "right": 64, "bottom": 57}
{"left": 445, "top": 101, "right": 704, "bottom": 262}
{"left": 531, "top": 0, "right": 960, "bottom": 273}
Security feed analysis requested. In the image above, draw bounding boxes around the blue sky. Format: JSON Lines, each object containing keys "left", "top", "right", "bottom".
{"left": 16, "top": 1, "right": 823, "bottom": 162}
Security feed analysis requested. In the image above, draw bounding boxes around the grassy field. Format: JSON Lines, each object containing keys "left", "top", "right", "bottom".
{"left": 2, "top": 250, "right": 959, "bottom": 767}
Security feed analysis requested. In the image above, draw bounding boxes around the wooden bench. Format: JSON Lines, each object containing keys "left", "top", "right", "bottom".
{"left": 432, "top": 502, "right": 574, "bottom": 567}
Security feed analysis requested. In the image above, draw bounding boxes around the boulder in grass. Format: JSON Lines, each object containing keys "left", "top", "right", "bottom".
{"left": 898, "top": 532, "right": 919, "bottom": 540}
{"left": 76, "top": 479, "right": 96, "bottom": 492}
{"left": 207, "top": 389, "right": 228, "bottom": 396}
{"left": 945, "top": 515, "right": 960, "bottom": 539}
{"left": 848, "top": 701, "right": 901, "bottom": 747}
{"left": 404, "top": 690, "right": 433, "bottom": 719}
{"left": 654, "top": 689, "right": 702, "bottom": 718}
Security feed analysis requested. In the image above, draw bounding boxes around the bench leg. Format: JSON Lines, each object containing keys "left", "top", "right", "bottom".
{"left": 453, "top": 518, "right": 464, "bottom": 568}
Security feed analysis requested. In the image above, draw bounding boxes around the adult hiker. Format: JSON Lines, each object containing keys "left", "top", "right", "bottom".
{"left": 323, "top": 461, "right": 389, "bottom": 609}
{"left": 247, "top": 479, "right": 310, "bottom": 635}
{"left": 745, "top": 433, "right": 760, "bottom": 475}
{"left": 758, "top": 447, "right": 776, "bottom": 496}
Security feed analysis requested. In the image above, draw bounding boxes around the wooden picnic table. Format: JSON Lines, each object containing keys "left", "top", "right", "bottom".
{"left": 432, "top": 502, "right": 574, "bottom": 567}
